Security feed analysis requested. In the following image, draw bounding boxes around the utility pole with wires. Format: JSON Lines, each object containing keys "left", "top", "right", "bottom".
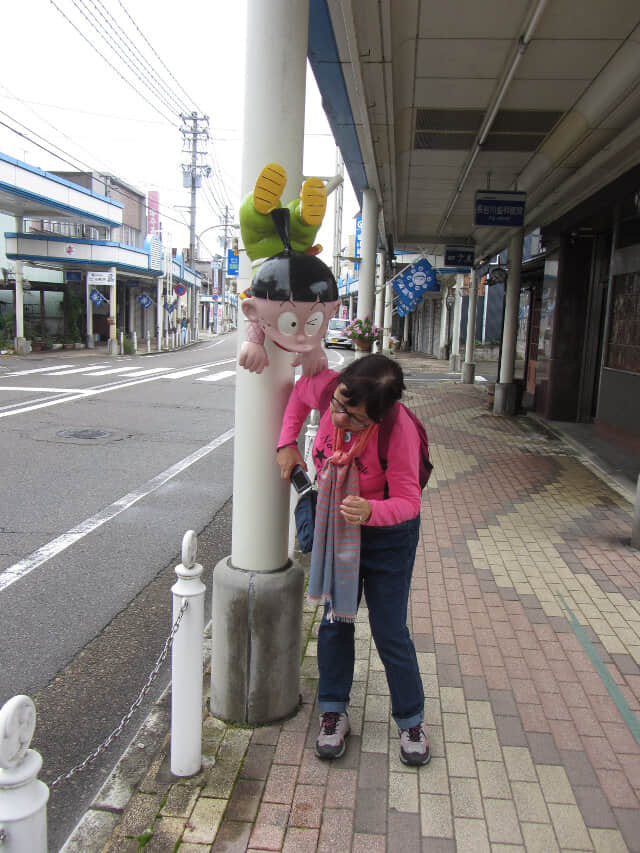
{"left": 181, "top": 111, "right": 211, "bottom": 336}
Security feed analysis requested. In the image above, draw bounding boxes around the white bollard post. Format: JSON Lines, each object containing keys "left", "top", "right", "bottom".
{"left": 132, "top": 330, "right": 137, "bottom": 353}
{"left": 146, "top": 330, "right": 151, "bottom": 353}
{"left": 119, "top": 331, "right": 124, "bottom": 356}
{"left": 0, "top": 696, "right": 49, "bottom": 853}
{"left": 170, "top": 531, "right": 205, "bottom": 777}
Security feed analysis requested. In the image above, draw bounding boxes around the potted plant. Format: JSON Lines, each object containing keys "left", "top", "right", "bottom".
{"left": 344, "top": 316, "right": 382, "bottom": 352}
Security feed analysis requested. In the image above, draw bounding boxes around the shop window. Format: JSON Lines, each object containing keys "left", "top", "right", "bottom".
{"left": 607, "top": 271, "right": 640, "bottom": 372}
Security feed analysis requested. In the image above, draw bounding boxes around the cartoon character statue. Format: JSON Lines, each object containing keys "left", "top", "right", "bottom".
{"left": 238, "top": 163, "right": 339, "bottom": 376}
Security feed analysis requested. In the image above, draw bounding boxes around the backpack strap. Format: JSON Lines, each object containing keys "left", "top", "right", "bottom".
{"left": 378, "top": 401, "right": 401, "bottom": 499}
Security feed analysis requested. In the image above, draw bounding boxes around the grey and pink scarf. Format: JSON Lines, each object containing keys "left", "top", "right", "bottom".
{"left": 308, "top": 424, "right": 375, "bottom": 622}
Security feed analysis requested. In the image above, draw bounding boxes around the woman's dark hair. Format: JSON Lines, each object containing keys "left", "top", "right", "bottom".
{"left": 339, "top": 354, "right": 406, "bottom": 422}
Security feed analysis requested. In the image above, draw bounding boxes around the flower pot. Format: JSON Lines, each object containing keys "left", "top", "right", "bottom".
{"left": 355, "top": 340, "right": 373, "bottom": 353}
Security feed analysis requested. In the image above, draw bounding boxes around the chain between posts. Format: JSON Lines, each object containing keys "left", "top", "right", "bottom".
{"left": 50, "top": 600, "right": 189, "bottom": 789}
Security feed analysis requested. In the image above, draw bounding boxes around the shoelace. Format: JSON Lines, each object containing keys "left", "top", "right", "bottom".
{"left": 321, "top": 712, "right": 340, "bottom": 734}
{"left": 405, "top": 724, "right": 423, "bottom": 742}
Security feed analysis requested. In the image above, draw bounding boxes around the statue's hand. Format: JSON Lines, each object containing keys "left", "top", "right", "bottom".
{"left": 239, "top": 341, "right": 269, "bottom": 373}
{"left": 294, "top": 346, "right": 328, "bottom": 377}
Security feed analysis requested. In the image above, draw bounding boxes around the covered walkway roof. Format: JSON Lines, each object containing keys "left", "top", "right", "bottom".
{"left": 309, "top": 0, "right": 640, "bottom": 258}
{"left": 0, "top": 153, "right": 123, "bottom": 228}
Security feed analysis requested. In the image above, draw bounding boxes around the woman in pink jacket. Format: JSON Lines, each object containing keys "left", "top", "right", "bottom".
{"left": 277, "top": 354, "right": 429, "bottom": 766}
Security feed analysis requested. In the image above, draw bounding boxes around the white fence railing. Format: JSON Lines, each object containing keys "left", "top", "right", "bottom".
{"left": 0, "top": 531, "right": 205, "bottom": 852}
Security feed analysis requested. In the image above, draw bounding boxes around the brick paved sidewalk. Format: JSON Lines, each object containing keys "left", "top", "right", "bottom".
{"left": 76, "top": 379, "right": 639, "bottom": 853}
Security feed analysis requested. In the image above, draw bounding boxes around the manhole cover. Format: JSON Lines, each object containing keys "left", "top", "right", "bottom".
{"left": 57, "top": 428, "right": 113, "bottom": 440}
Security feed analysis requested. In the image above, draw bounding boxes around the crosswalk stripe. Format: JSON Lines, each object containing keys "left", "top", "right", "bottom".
{"left": 196, "top": 370, "right": 235, "bottom": 383}
{"left": 42, "top": 365, "right": 115, "bottom": 376}
{"left": 84, "top": 366, "right": 149, "bottom": 376}
{"left": 164, "top": 366, "right": 209, "bottom": 379}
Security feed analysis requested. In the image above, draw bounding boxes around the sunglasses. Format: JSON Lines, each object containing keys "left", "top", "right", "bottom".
{"left": 329, "top": 395, "right": 372, "bottom": 428}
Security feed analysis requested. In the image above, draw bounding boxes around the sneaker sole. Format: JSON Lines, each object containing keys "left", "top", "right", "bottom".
{"left": 400, "top": 748, "right": 431, "bottom": 767}
{"left": 315, "top": 729, "right": 350, "bottom": 760}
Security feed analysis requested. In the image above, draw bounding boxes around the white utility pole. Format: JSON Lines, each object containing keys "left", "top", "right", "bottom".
{"left": 210, "top": 0, "right": 309, "bottom": 726}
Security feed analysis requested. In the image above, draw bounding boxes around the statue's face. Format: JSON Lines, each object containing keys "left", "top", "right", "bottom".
{"left": 243, "top": 297, "right": 339, "bottom": 353}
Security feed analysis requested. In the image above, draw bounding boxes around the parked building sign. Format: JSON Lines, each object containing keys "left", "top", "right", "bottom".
{"left": 474, "top": 191, "right": 526, "bottom": 227}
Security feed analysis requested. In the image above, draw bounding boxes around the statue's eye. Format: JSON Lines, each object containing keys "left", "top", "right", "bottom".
{"left": 304, "top": 311, "right": 324, "bottom": 337}
{"left": 277, "top": 312, "right": 298, "bottom": 335}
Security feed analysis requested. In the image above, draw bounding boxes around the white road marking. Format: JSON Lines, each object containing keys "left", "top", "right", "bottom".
{"left": 83, "top": 366, "right": 153, "bottom": 376}
{"left": 164, "top": 365, "right": 210, "bottom": 379}
{"left": 196, "top": 370, "right": 235, "bottom": 382}
{"left": 41, "top": 365, "right": 119, "bottom": 376}
{"left": 0, "top": 386, "right": 82, "bottom": 394}
{"left": 4, "top": 364, "right": 84, "bottom": 376}
{"left": 0, "top": 358, "right": 237, "bottom": 419}
{"left": 0, "top": 427, "right": 235, "bottom": 593}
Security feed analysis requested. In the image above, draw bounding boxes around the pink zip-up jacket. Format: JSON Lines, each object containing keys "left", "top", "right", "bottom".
{"left": 278, "top": 370, "right": 422, "bottom": 527}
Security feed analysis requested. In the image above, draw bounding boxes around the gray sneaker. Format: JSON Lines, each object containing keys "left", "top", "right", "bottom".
{"left": 315, "top": 711, "right": 350, "bottom": 759}
{"left": 399, "top": 724, "right": 431, "bottom": 766}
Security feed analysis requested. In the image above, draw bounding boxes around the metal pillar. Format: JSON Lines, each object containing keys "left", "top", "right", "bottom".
{"left": 357, "top": 189, "right": 378, "bottom": 326}
{"left": 463, "top": 269, "right": 478, "bottom": 383}
{"left": 450, "top": 274, "right": 463, "bottom": 371}
{"left": 374, "top": 250, "right": 386, "bottom": 352}
{"left": 85, "top": 274, "right": 94, "bottom": 348}
{"left": 383, "top": 269, "right": 393, "bottom": 354}
{"left": 13, "top": 261, "right": 30, "bottom": 355}
{"left": 211, "top": 0, "right": 307, "bottom": 726}
{"left": 494, "top": 228, "right": 524, "bottom": 415}
{"left": 107, "top": 267, "right": 118, "bottom": 355}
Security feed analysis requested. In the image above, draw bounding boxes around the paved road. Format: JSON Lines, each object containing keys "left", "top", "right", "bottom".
{"left": 0, "top": 335, "right": 241, "bottom": 849}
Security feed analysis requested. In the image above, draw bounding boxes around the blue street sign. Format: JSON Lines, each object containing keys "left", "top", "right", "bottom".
{"left": 89, "top": 288, "right": 105, "bottom": 306}
{"left": 445, "top": 246, "right": 474, "bottom": 268}
{"left": 138, "top": 293, "right": 153, "bottom": 309}
{"left": 475, "top": 191, "right": 526, "bottom": 227}
{"left": 354, "top": 215, "right": 362, "bottom": 259}
{"left": 227, "top": 249, "right": 239, "bottom": 276}
{"left": 164, "top": 301, "right": 176, "bottom": 313}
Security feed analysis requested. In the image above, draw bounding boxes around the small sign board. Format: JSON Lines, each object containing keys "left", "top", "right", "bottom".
{"left": 354, "top": 215, "right": 362, "bottom": 259}
{"left": 174, "top": 283, "right": 187, "bottom": 296}
{"left": 227, "top": 249, "right": 239, "bottom": 276}
{"left": 445, "top": 246, "right": 474, "bottom": 268}
{"left": 89, "top": 288, "right": 106, "bottom": 306}
{"left": 138, "top": 293, "right": 153, "bottom": 309}
{"left": 474, "top": 191, "right": 526, "bottom": 227}
{"left": 164, "top": 301, "right": 176, "bottom": 313}
{"left": 87, "top": 270, "right": 116, "bottom": 286}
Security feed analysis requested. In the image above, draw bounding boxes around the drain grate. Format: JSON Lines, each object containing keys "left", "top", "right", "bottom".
{"left": 57, "top": 428, "right": 113, "bottom": 440}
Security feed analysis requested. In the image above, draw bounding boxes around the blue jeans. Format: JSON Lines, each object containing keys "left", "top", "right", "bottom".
{"left": 317, "top": 515, "right": 424, "bottom": 729}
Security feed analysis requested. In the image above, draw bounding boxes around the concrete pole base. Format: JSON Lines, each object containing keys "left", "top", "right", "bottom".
{"left": 462, "top": 362, "right": 476, "bottom": 384}
{"left": 86, "top": 335, "right": 95, "bottom": 349}
{"left": 210, "top": 556, "right": 305, "bottom": 725}
{"left": 449, "top": 353, "right": 462, "bottom": 372}
{"left": 14, "top": 337, "right": 32, "bottom": 355}
{"left": 493, "top": 381, "right": 517, "bottom": 416}
{"left": 107, "top": 338, "right": 119, "bottom": 355}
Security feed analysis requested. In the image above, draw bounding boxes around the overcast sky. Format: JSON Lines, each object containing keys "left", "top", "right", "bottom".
{"left": 1, "top": 0, "right": 356, "bottom": 264}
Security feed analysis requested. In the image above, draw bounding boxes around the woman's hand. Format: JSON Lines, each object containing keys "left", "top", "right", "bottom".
{"left": 340, "top": 494, "right": 372, "bottom": 526}
{"left": 277, "top": 445, "right": 306, "bottom": 481}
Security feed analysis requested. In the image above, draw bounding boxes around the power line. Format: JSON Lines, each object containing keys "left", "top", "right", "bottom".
{"left": 82, "top": 0, "right": 191, "bottom": 118}
{"left": 70, "top": 0, "right": 184, "bottom": 120}
{"left": 116, "top": 0, "right": 202, "bottom": 116}
{"left": 49, "top": 0, "right": 178, "bottom": 126}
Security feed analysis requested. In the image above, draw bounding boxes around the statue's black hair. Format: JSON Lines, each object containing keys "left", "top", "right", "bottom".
{"left": 250, "top": 207, "right": 338, "bottom": 302}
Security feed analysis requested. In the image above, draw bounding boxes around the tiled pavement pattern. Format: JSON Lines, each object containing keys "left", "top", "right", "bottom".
{"left": 95, "top": 376, "right": 639, "bottom": 853}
